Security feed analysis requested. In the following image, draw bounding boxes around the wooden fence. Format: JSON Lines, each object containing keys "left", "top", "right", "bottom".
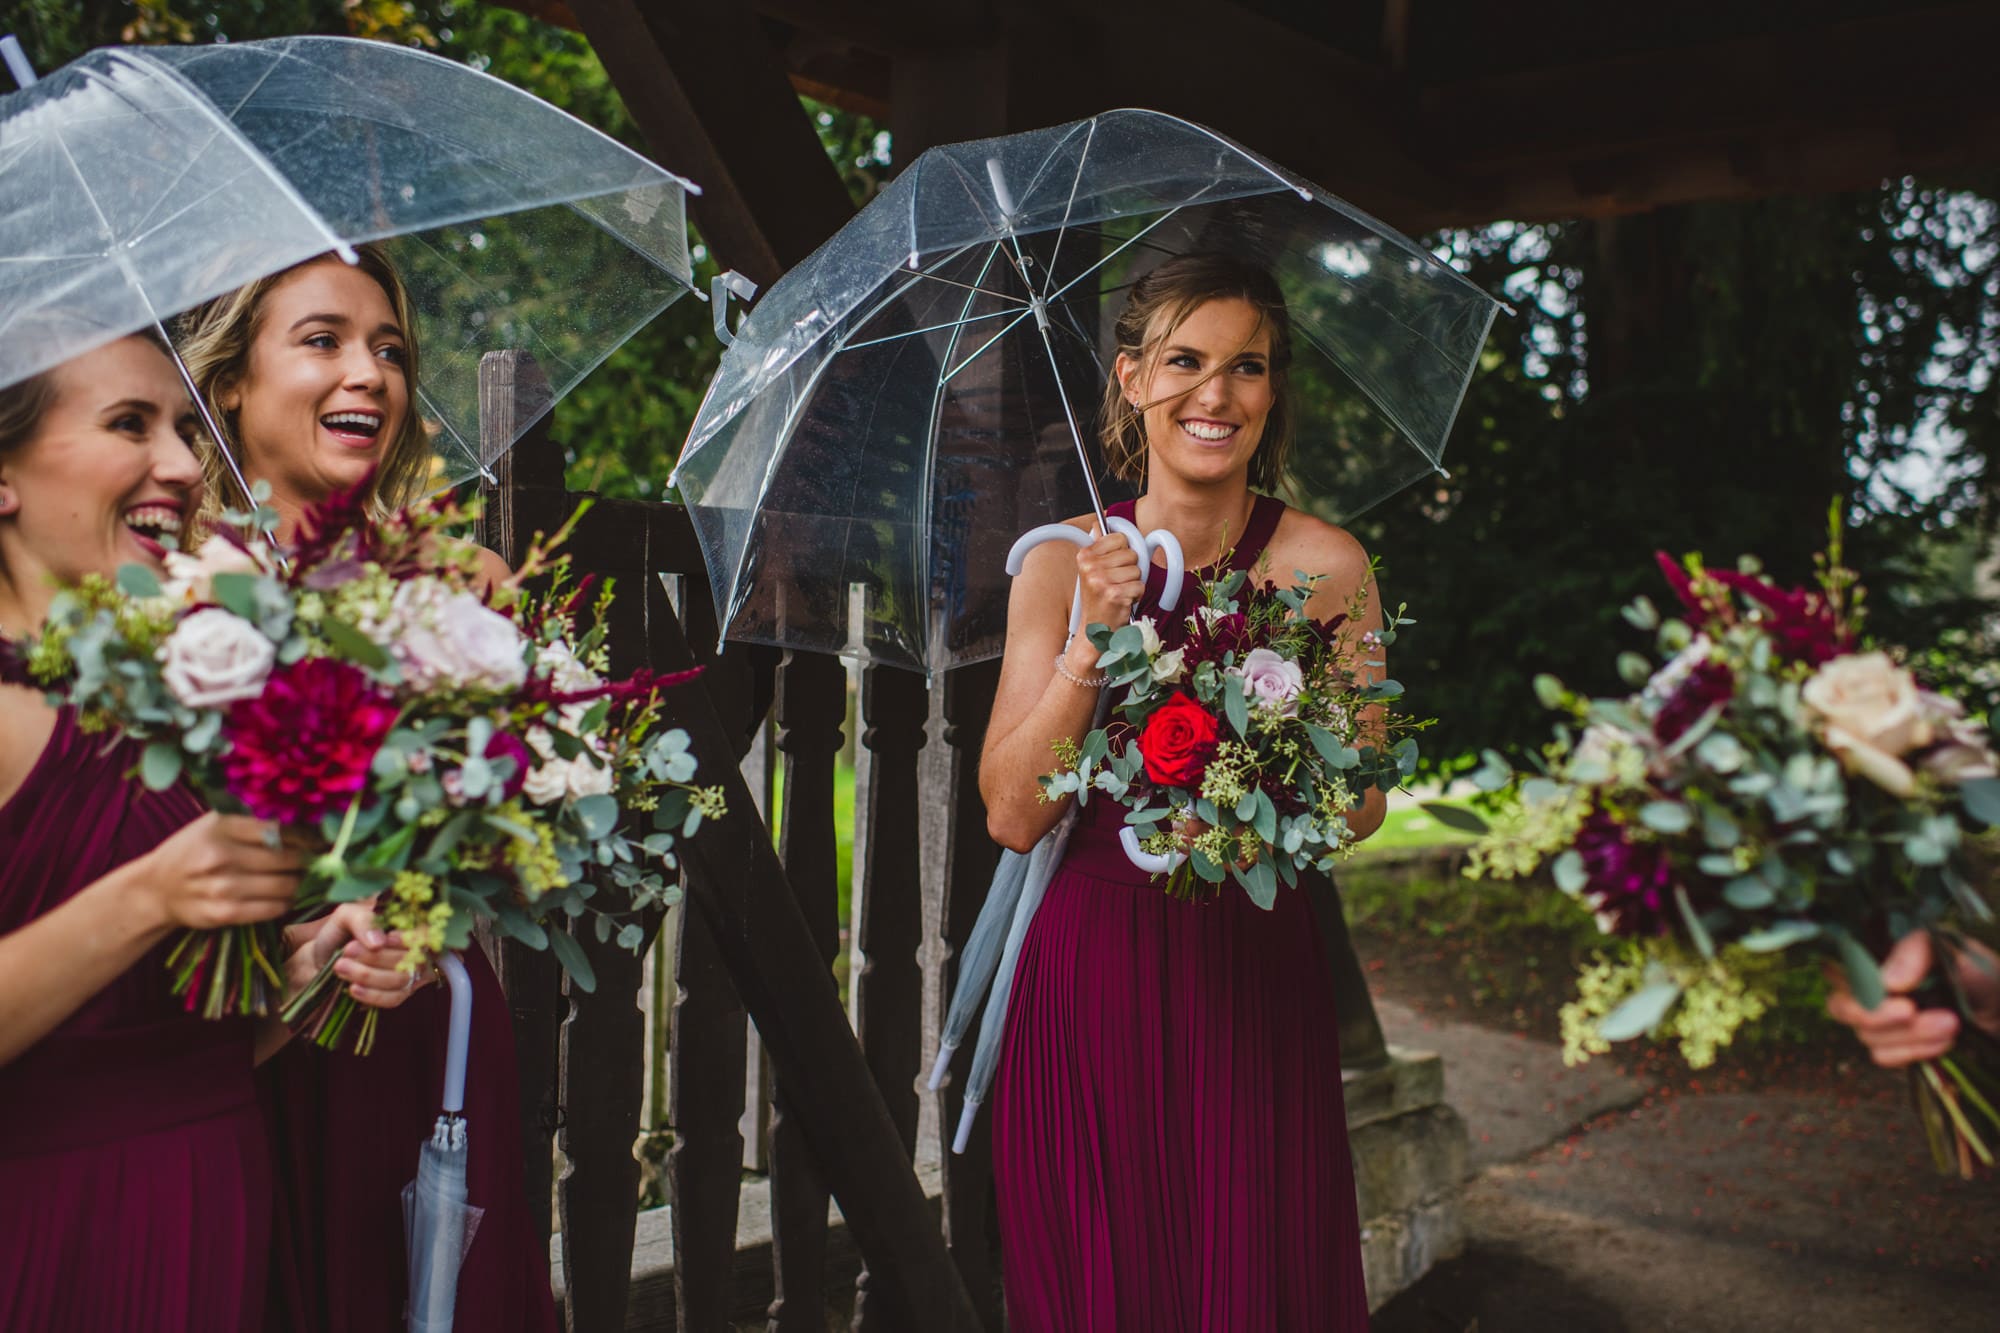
{"left": 474, "top": 350, "right": 1389, "bottom": 1331}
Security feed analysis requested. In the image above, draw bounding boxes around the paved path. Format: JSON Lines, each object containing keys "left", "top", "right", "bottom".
{"left": 1372, "top": 1001, "right": 2000, "bottom": 1331}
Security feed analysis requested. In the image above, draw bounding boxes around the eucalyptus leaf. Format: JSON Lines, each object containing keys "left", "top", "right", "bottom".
{"left": 616, "top": 922, "right": 646, "bottom": 951}
{"left": 548, "top": 927, "right": 597, "bottom": 993}
{"left": 1722, "top": 877, "right": 1775, "bottom": 910}
{"left": 1738, "top": 921, "right": 1820, "bottom": 952}
{"left": 1421, "top": 802, "right": 1490, "bottom": 835}
{"left": 1190, "top": 849, "right": 1226, "bottom": 884}
{"left": 1960, "top": 777, "right": 2000, "bottom": 828}
{"left": 1552, "top": 849, "right": 1587, "bottom": 895}
{"left": 116, "top": 563, "right": 163, "bottom": 598}
{"left": 1676, "top": 886, "right": 1715, "bottom": 960}
{"left": 1597, "top": 980, "right": 1681, "bottom": 1042}
{"left": 139, "top": 741, "right": 182, "bottom": 791}
{"left": 322, "top": 615, "right": 390, "bottom": 670}
{"left": 1223, "top": 678, "right": 1250, "bottom": 738}
{"left": 575, "top": 793, "right": 620, "bottom": 840}
{"left": 1638, "top": 801, "right": 1693, "bottom": 834}
{"left": 1252, "top": 790, "right": 1278, "bottom": 845}
{"left": 1832, "top": 929, "right": 1885, "bottom": 1010}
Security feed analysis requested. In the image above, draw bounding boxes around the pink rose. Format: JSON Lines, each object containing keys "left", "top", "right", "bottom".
{"left": 160, "top": 608, "right": 274, "bottom": 708}
{"left": 1229, "top": 647, "right": 1305, "bottom": 716}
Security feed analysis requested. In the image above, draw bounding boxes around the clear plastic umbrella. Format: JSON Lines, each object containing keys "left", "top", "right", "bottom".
{"left": 404, "top": 953, "right": 481, "bottom": 1333}
{"left": 671, "top": 107, "right": 1502, "bottom": 676}
{"left": 0, "top": 35, "right": 697, "bottom": 482}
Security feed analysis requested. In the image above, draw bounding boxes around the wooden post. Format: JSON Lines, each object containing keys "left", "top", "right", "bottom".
{"left": 654, "top": 619, "right": 985, "bottom": 1331}
{"left": 847, "top": 662, "right": 929, "bottom": 1332}
{"left": 476, "top": 351, "right": 565, "bottom": 1256}
{"left": 764, "top": 649, "right": 848, "bottom": 1331}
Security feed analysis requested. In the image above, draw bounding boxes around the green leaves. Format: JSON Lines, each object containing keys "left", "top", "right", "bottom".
{"left": 116, "top": 563, "right": 163, "bottom": 599}
{"left": 1598, "top": 979, "right": 1682, "bottom": 1042}
{"left": 1960, "top": 777, "right": 2000, "bottom": 828}
{"left": 139, "top": 741, "right": 183, "bottom": 791}
{"left": 548, "top": 927, "right": 597, "bottom": 994}
{"left": 1421, "top": 801, "right": 1490, "bottom": 835}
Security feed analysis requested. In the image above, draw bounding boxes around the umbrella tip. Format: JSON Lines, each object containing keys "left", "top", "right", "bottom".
{"left": 1, "top": 35, "right": 37, "bottom": 89}
{"left": 1435, "top": 466, "right": 1452, "bottom": 481}
{"left": 333, "top": 242, "right": 360, "bottom": 266}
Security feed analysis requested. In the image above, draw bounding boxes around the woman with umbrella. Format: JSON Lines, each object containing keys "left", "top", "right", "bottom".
{"left": 177, "top": 248, "right": 558, "bottom": 1333}
{"left": 979, "top": 254, "right": 1377, "bottom": 1330}
{"left": 0, "top": 330, "right": 421, "bottom": 1331}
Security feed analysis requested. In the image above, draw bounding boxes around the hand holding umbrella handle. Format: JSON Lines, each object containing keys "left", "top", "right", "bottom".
{"left": 438, "top": 953, "right": 472, "bottom": 1117}
{"left": 1003, "top": 521, "right": 1186, "bottom": 639}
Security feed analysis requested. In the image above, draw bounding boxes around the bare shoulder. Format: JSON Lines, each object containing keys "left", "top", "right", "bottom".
{"left": 441, "top": 536, "right": 513, "bottom": 595}
{"left": 1014, "top": 510, "right": 1100, "bottom": 586}
{"left": 1268, "top": 507, "right": 1372, "bottom": 589}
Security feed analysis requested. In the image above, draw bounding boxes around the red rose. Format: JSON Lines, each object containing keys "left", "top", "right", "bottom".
{"left": 1138, "top": 692, "right": 1221, "bottom": 787}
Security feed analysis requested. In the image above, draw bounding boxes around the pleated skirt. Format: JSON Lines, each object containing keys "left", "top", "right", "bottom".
{"left": 992, "top": 850, "right": 1370, "bottom": 1332}
{"left": 0, "top": 1100, "right": 270, "bottom": 1333}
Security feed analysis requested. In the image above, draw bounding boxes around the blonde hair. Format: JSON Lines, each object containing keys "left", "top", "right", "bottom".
{"left": 1098, "top": 253, "right": 1294, "bottom": 493}
{"left": 177, "top": 243, "right": 430, "bottom": 522}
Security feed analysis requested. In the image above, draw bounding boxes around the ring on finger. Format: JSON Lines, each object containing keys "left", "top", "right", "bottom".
{"left": 260, "top": 823, "right": 282, "bottom": 851}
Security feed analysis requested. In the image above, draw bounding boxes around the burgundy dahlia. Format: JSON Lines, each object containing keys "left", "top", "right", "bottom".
{"left": 481, "top": 730, "right": 534, "bottom": 801}
{"left": 221, "top": 658, "right": 398, "bottom": 823}
{"left": 1575, "top": 810, "right": 1678, "bottom": 936}
{"left": 1655, "top": 661, "right": 1735, "bottom": 745}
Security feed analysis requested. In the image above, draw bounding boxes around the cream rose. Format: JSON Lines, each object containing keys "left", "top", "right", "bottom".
{"left": 392, "top": 580, "right": 529, "bottom": 693}
{"left": 1134, "top": 616, "right": 1163, "bottom": 658}
{"left": 1229, "top": 647, "right": 1305, "bottom": 715}
{"left": 1150, "top": 647, "right": 1187, "bottom": 685}
{"left": 1802, "top": 651, "right": 1932, "bottom": 797}
{"left": 160, "top": 608, "right": 275, "bottom": 709}
{"left": 537, "top": 639, "right": 602, "bottom": 694}
{"left": 161, "top": 535, "right": 262, "bottom": 607}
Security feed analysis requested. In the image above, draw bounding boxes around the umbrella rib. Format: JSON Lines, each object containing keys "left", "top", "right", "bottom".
{"left": 940, "top": 305, "right": 1039, "bottom": 384}
{"left": 839, "top": 305, "right": 1023, "bottom": 354}
{"left": 913, "top": 243, "right": 1005, "bottom": 666}
{"left": 1036, "top": 118, "right": 1099, "bottom": 303}
{"left": 900, "top": 269, "right": 1028, "bottom": 304}
{"left": 1040, "top": 189, "right": 1224, "bottom": 311}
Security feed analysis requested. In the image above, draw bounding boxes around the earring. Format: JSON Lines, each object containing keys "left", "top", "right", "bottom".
{"left": 0, "top": 488, "right": 15, "bottom": 515}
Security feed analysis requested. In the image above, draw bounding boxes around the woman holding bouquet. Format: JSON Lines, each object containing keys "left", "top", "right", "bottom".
{"left": 980, "top": 254, "right": 1381, "bottom": 1330}
{"left": 0, "top": 333, "right": 417, "bottom": 1331}
{"left": 178, "top": 250, "right": 557, "bottom": 1333}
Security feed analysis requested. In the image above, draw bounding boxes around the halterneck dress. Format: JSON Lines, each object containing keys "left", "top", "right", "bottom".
{"left": 0, "top": 707, "right": 270, "bottom": 1332}
{"left": 992, "top": 494, "right": 1370, "bottom": 1331}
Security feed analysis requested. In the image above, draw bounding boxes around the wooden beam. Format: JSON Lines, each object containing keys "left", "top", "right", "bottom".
{"left": 563, "top": 0, "right": 855, "bottom": 285}
{"left": 1422, "top": 3, "right": 2000, "bottom": 172}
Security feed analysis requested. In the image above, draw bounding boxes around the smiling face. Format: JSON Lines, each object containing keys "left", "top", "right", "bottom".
{"left": 222, "top": 257, "right": 411, "bottom": 505}
{"left": 0, "top": 338, "right": 204, "bottom": 606}
{"left": 1116, "top": 296, "right": 1276, "bottom": 489}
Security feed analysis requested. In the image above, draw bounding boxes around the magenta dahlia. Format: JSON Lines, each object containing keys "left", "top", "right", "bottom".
{"left": 1575, "top": 810, "right": 1679, "bottom": 936}
{"left": 220, "top": 658, "right": 398, "bottom": 823}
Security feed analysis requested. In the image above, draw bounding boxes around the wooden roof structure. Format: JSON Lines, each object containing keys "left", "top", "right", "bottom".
{"left": 500, "top": 0, "right": 2000, "bottom": 284}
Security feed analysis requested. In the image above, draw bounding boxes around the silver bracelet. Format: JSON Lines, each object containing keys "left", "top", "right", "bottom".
{"left": 1052, "top": 651, "right": 1107, "bottom": 689}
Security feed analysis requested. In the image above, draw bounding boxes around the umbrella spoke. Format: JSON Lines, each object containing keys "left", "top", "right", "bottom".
{"left": 839, "top": 304, "right": 1025, "bottom": 354}
{"left": 900, "top": 265, "right": 1028, "bottom": 305}
{"left": 1036, "top": 119, "right": 1099, "bottom": 303}
{"left": 939, "top": 304, "right": 1040, "bottom": 384}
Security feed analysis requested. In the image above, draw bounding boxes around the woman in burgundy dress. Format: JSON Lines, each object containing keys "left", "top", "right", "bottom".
{"left": 0, "top": 334, "right": 417, "bottom": 1332}
{"left": 981, "top": 256, "right": 1381, "bottom": 1330}
{"left": 179, "top": 249, "right": 558, "bottom": 1332}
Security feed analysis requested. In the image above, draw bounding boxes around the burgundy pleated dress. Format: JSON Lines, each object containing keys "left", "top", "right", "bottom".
{"left": 0, "top": 707, "right": 270, "bottom": 1332}
{"left": 993, "top": 495, "right": 1370, "bottom": 1331}
{"left": 261, "top": 941, "right": 558, "bottom": 1331}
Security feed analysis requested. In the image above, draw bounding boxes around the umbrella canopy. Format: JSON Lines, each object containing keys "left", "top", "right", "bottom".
{"left": 671, "top": 107, "right": 1502, "bottom": 675}
{"left": 0, "top": 35, "right": 698, "bottom": 483}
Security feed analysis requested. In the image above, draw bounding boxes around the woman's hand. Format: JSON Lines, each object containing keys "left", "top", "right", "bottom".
{"left": 1825, "top": 932, "right": 2000, "bottom": 1068}
{"left": 1073, "top": 528, "right": 1147, "bottom": 635}
{"left": 133, "top": 812, "right": 303, "bottom": 932}
{"left": 285, "top": 902, "right": 432, "bottom": 1011}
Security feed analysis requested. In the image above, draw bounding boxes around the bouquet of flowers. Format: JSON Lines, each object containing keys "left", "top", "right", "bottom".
{"left": 1039, "top": 559, "right": 1422, "bottom": 906}
{"left": 2, "top": 481, "right": 725, "bottom": 1053}
{"left": 1458, "top": 520, "right": 2000, "bottom": 1176}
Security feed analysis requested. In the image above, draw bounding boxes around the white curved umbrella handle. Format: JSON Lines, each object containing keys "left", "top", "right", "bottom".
{"left": 1119, "top": 824, "right": 1186, "bottom": 875}
{"left": 439, "top": 953, "right": 473, "bottom": 1116}
{"left": 1002, "top": 521, "right": 1188, "bottom": 638}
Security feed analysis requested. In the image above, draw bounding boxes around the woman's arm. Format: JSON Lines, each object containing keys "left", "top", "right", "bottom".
{"left": 979, "top": 525, "right": 1147, "bottom": 852}
{"left": 0, "top": 812, "right": 300, "bottom": 1068}
{"left": 1288, "top": 517, "right": 1389, "bottom": 843}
